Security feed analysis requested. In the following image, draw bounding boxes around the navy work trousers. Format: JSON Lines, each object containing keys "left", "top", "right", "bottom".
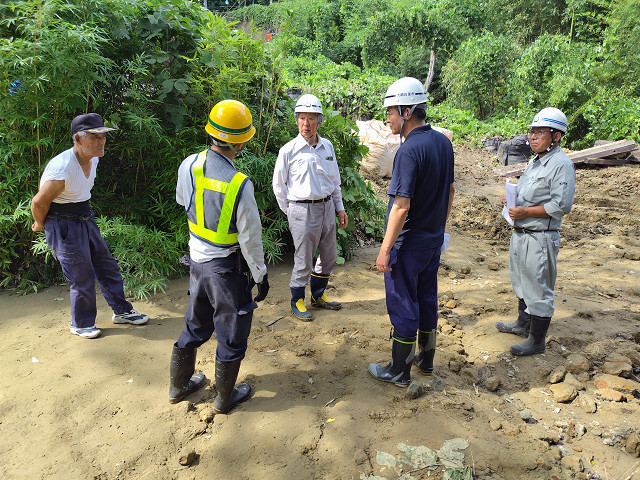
{"left": 177, "top": 254, "right": 257, "bottom": 362}
{"left": 44, "top": 214, "right": 132, "bottom": 328}
{"left": 384, "top": 247, "right": 441, "bottom": 338}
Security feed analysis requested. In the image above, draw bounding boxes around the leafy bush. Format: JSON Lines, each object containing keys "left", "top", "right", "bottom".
{"left": 600, "top": 0, "right": 640, "bottom": 96}
{"left": 281, "top": 55, "right": 395, "bottom": 119}
{"left": 510, "top": 34, "right": 597, "bottom": 124}
{"left": 442, "top": 32, "right": 521, "bottom": 119}
{"left": 570, "top": 91, "right": 640, "bottom": 149}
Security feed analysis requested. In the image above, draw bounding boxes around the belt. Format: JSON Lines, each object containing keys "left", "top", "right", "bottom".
{"left": 49, "top": 200, "right": 90, "bottom": 214}
{"left": 47, "top": 212, "right": 93, "bottom": 222}
{"left": 513, "top": 227, "right": 558, "bottom": 234}
{"left": 291, "top": 195, "right": 332, "bottom": 204}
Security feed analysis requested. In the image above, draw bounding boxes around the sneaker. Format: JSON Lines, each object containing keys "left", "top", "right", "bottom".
{"left": 70, "top": 326, "right": 102, "bottom": 339}
{"left": 112, "top": 309, "right": 149, "bottom": 325}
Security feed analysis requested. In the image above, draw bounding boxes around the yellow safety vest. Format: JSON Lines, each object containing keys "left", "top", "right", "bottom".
{"left": 188, "top": 149, "right": 248, "bottom": 247}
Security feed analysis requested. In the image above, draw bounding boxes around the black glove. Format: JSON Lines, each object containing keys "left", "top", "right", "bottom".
{"left": 254, "top": 274, "right": 270, "bottom": 302}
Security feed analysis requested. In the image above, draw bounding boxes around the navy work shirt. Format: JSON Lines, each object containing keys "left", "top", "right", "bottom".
{"left": 387, "top": 125, "right": 455, "bottom": 250}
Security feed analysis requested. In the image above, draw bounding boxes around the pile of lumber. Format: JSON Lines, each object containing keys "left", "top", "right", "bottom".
{"left": 494, "top": 139, "right": 639, "bottom": 177}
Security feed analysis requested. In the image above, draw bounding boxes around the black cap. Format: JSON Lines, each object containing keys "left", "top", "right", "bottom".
{"left": 71, "top": 113, "right": 117, "bottom": 135}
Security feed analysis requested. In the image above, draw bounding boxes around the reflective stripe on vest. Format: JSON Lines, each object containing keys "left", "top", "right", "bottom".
{"left": 188, "top": 149, "right": 248, "bottom": 247}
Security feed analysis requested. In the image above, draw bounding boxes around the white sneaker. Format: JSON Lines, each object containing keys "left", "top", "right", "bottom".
{"left": 70, "top": 326, "right": 102, "bottom": 339}
{"left": 112, "top": 309, "right": 149, "bottom": 325}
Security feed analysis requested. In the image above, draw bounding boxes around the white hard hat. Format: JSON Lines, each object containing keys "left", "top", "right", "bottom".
{"left": 295, "top": 94, "right": 323, "bottom": 115}
{"left": 383, "top": 77, "right": 428, "bottom": 108}
{"left": 529, "top": 107, "right": 568, "bottom": 133}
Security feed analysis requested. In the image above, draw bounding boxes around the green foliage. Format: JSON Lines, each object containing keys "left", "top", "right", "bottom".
{"left": 564, "top": 0, "right": 612, "bottom": 42}
{"left": 442, "top": 33, "right": 521, "bottom": 119}
{"left": 600, "top": 0, "right": 640, "bottom": 96}
{"left": 233, "top": 151, "right": 289, "bottom": 264}
{"left": 486, "top": 0, "right": 566, "bottom": 44}
{"left": 429, "top": 104, "right": 522, "bottom": 142}
{"left": 226, "top": 4, "right": 281, "bottom": 31}
{"left": 510, "top": 34, "right": 598, "bottom": 125}
{"left": 570, "top": 91, "right": 640, "bottom": 149}
{"left": 97, "top": 218, "right": 183, "bottom": 299}
{"left": 282, "top": 55, "right": 395, "bottom": 118}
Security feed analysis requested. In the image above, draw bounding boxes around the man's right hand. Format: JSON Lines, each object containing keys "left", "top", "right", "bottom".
{"left": 31, "top": 221, "right": 44, "bottom": 232}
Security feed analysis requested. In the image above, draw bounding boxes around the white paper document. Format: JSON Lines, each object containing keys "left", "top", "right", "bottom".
{"left": 502, "top": 179, "right": 518, "bottom": 226}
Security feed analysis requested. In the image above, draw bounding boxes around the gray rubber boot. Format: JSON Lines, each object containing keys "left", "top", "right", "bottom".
{"left": 510, "top": 315, "right": 551, "bottom": 356}
{"left": 169, "top": 344, "right": 206, "bottom": 404}
{"left": 368, "top": 329, "right": 416, "bottom": 387}
{"left": 212, "top": 360, "right": 252, "bottom": 414}
{"left": 496, "top": 298, "right": 530, "bottom": 337}
{"left": 414, "top": 329, "right": 436, "bottom": 375}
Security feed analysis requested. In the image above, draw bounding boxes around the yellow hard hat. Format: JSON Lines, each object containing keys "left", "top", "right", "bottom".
{"left": 205, "top": 100, "right": 256, "bottom": 144}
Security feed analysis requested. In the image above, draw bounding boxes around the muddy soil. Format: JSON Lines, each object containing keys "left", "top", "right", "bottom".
{"left": 1, "top": 143, "right": 639, "bottom": 480}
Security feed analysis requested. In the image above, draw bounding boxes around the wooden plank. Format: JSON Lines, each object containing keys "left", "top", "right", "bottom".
{"left": 494, "top": 140, "right": 637, "bottom": 177}
{"left": 581, "top": 157, "right": 631, "bottom": 166}
{"left": 568, "top": 140, "right": 636, "bottom": 162}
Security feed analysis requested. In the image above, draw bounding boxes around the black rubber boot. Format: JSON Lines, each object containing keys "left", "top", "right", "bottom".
{"left": 496, "top": 299, "right": 530, "bottom": 337}
{"left": 213, "top": 360, "right": 252, "bottom": 414}
{"left": 169, "top": 344, "right": 206, "bottom": 404}
{"left": 368, "top": 329, "right": 416, "bottom": 387}
{"left": 510, "top": 315, "right": 551, "bottom": 356}
{"left": 414, "top": 329, "right": 436, "bottom": 375}
{"left": 310, "top": 273, "right": 342, "bottom": 310}
{"left": 291, "top": 286, "right": 313, "bottom": 321}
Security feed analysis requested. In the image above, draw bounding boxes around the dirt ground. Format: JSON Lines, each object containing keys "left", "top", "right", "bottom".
{"left": 1, "top": 144, "right": 640, "bottom": 480}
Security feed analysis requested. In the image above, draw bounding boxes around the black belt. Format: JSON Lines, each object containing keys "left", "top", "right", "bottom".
{"left": 513, "top": 227, "right": 558, "bottom": 234}
{"left": 49, "top": 201, "right": 90, "bottom": 214}
{"left": 47, "top": 212, "right": 93, "bottom": 222}
{"left": 291, "top": 195, "right": 331, "bottom": 204}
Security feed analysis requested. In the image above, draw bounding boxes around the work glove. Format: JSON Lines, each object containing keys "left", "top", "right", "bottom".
{"left": 254, "top": 274, "right": 270, "bottom": 302}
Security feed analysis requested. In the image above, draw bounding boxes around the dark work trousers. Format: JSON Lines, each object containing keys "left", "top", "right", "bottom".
{"left": 177, "top": 254, "right": 257, "bottom": 363}
{"left": 44, "top": 214, "right": 133, "bottom": 328}
{"left": 384, "top": 246, "right": 441, "bottom": 338}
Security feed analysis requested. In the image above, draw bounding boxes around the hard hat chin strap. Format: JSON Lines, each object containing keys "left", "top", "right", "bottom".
{"left": 211, "top": 137, "right": 238, "bottom": 154}
{"left": 397, "top": 105, "right": 418, "bottom": 143}
{"left": 546, "top": 129, "right": 561, "bottom": 152}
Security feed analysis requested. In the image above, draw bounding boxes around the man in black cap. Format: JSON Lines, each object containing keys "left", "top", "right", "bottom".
{"left": 31, "top": 113, "right": 149, "bottom": 339}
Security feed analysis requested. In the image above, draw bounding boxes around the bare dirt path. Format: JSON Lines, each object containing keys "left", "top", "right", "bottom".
{"left": 1, "top": 144, "right": 639, "bottom": 480}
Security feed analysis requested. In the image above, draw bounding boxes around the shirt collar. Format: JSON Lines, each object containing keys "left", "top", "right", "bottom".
{"left": 534, "top": 145, "right": 560, "bottom": 166}
{"left": 404, "top": 124, "right": 432, "bottom": 140}
{"left": 292, "top": 133, "right": 327, "bottom": 155}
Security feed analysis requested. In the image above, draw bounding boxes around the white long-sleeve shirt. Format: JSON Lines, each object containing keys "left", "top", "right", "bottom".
{"left": 272, "top": 134, "right": 344, "bottom": 214}
{"left": 176, "top": 152, "right": 267, "bottom": 283}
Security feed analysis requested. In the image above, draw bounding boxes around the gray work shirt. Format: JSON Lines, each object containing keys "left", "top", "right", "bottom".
{"left": 515, "top": 146, "right": 576, "bottom": 231}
